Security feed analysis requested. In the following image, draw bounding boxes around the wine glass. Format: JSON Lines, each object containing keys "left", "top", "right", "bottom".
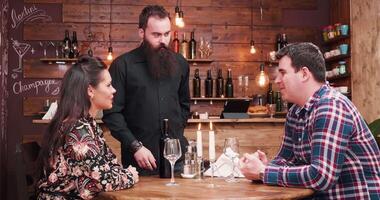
{"left": 164, "top": 139, "right": 182, "bottom": 186}
{"left": 267, "top": 104, "right": 276, "bottom": 118}
{"left": 223, "top": 137, "right": 239, "bottom": 182}
{"left": 238, "top": 75, "right": 244, "bottom": 97}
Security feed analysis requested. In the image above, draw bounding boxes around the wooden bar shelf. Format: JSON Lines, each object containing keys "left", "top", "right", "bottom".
{"left": 323, "top": 35, "right": 350, "bottom": 45}
{"left": 187, "top": 59, "right": 214, "bottom": 63}
{"left": 40, "top": 58, "right": 78, "bottom": 64}
{"left": 327, "top": 73, "right": 350, "bottom": 81}
{"left": 325, "top": 54, "right": 350, "bottom": 63}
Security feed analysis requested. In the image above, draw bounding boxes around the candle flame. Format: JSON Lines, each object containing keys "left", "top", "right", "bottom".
{"left": 210, "top": 121, "right": 213, "bottom": 130}
{"left": 198, "top": 123, "right": 201, "bottom": 130}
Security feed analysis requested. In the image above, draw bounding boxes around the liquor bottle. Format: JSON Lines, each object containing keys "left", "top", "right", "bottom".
{"left": 225, "top": 69, "right": 234, "bottom": 97}
{"left": 280, "top": 33, "right": 288, "bottom": 49}
{"left": 159, "top": 119, "right": 171, "bottom": 178}
{"left": 216, "top": 69, "right": 224, "bottom": 97}
{"left": 63, "top": 30, "right": 71, "bottom": 58}
{"left": 276, "top": 91, "right": 282, "bottom": 112}
{"left": 71, "top": 31, "right": 79, "bottom": 58}
{"left": 276, "top": 34, "right": 282, "bottom": 52}
{"left": 193, "top": 69, "right": 201, "bottom": 97}
{"left": 205, "top": 69, "right": 213, "bottom": 97}
{"left": 267, "top": 83, "right": 274, "bottom": 104}
{"left": 189, "top": 30, "right": 196, "bottom": 59}
{"left": 172, "top": 31, "right": 180, "bottom": 53}
{"left": 180, "top": 33, "right": 189, "bottom": 59}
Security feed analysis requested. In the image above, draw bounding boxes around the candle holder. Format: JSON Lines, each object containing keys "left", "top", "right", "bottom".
{"left": 196, "top": 156, "right": 203, "bottom": 181}
{"left": 207, "top": 159, "right": 217, "bottom": 188}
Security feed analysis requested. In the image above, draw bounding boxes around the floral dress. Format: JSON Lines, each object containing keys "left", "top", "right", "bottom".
{"left": 37, "top": 117, "right": 135, "bottom": 199}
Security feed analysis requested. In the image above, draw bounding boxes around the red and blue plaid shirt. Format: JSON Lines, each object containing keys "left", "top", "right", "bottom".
{"left": 263, "top": 84, "right": 380, "bottom": 199}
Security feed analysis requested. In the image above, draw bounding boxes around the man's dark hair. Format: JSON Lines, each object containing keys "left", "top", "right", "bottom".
{"left": 276, "top": 42, "right": 326, "bottom": 83}
{"left": 139, "top": 5, "right": 170, "bottom": 30}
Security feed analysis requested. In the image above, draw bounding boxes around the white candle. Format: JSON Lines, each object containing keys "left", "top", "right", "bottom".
{"left": 196, "top": 123, "right": 203, "bottom": 157}
{"left": 209, "top": 122, "right": 216, "bottom": 161}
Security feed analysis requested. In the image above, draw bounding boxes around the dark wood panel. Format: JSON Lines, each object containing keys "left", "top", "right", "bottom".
{"left": 24, "top": 58, "right": 71, "bottom": 78}
{"left": 62, "top": 4, "right": 281, "bottom": 26}
{"left": 23, "top": 96, "right": 59, "bottom": 116}
{"left": 330, "top": 0, "right": 350, "bottom": 24}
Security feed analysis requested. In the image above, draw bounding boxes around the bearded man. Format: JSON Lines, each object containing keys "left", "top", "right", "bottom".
{"left": 103, "top": 5, "right": 190, "bottom": 176}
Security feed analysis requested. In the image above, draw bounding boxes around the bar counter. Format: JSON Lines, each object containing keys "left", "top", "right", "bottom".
{"left": 32, "top": 118, "right": 286, "bottom": 161}
{"left": 94, "top": 176, "right": 314, "bottom": 200}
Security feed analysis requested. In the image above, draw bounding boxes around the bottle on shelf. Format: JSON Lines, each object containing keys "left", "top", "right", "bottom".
{"left": 193, "top": 69, "right": 201, "bottom": 97}
{"left": 225, "top": 68, "right": 234, "bottom": 98}
{"left": 159, "top": 119, "right": 172, "bottom": 178}
{"left": 63, "top": 30, "right": 71, "bottom": 58}
{"left": 280, "top": 33, "right": 288, "bottom": 49}
{"left": 71, "top": 31, "right": 79, "bottom": 58}
{"left": 205, "top": 69, "right": 213, "bottom": 97}
{"left": 172, "top": 31, "right": 180, "bottom": 53}
{"left": 267, "top": 83, "right": 274, "bottom": 104}
{"left": 216, "top": 69, "right": 224, "bottom": 97}
{"left": 275, "top": 91, "right": 282, "bottom": 112}
{"left": 276, "top": 34, "right": 282, "bottom": 52}
{"left": 180, "top": 33, "right": 189, "bottom": 59}
{"left": 189, "top": 30, "right": 197, "bottom": 59}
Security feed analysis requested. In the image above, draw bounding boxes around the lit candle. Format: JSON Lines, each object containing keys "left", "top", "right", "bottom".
{"left": 209, "top": 121, "right": 216, "bottom": 161}
{"left": 196, "top": 123, "right": 203, "bottom": 157}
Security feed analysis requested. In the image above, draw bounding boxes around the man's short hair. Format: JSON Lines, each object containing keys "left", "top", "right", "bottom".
{"left": 139, "top": 5, "right": 170, "bottom": 30}
{"left": 276, "top": 42, "right": 326, "bottom": 83}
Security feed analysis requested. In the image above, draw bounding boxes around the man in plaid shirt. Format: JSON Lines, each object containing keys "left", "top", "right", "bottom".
{"left": 240, "top": 43, "right": 380, "bottom": 199}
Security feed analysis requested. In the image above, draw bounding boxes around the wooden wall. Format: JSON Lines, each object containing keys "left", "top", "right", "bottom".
{"left": 22, "top": 0, "right": 321, "bottom": 117}
{"left": 351, "top": 0, "right": 380, "bottom": 123}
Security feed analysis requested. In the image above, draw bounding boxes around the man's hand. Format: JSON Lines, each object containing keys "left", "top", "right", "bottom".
{"left": 134, "top": 146, "right": 157, "bottom": 170}
{"left": 257, "top": 150, "right": 269, "bottom": 165}
{"left": 239, "top": 153, "right": 266, "bottom": 181}
{"left": 127, "top": 165, "right": 139, "bottom": 183}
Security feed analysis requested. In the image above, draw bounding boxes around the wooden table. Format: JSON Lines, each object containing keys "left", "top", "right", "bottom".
{"left": 95, "top": 176, "right": 314, "bottom": 200}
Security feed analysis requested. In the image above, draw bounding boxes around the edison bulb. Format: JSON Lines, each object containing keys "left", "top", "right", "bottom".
{"left": 250, "top": 45, "right": 256, "bottom": 54}
{"left": 107, "top": 52, "right": 113, "bottom": 61}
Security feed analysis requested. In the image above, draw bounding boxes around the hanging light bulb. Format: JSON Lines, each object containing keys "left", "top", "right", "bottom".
{"left": 177, "top": 10, "right": 185, "bottom": 28}
{"left": 107, "top": 46, "right": 113, "bottom": 61}
{"left": 175, "top": 6, "right": 181, "bottom": 26}
{"left": 255, "top": 64, "right": 269, "bottom": 88}
{"left": 250, "top": 40, "right": 256, "bottom": 54}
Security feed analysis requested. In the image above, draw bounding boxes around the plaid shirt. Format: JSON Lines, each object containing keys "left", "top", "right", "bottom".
{"left": 263, "top": 84, "right": 380, "bottom": 199}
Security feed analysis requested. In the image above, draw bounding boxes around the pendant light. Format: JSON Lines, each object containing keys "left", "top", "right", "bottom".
{"left": 175, "top": 0, "right": 185, "bottom": 28}
{"left": 249, "top": 0, "right": 256, "bottom": 54}
{"left": 107, "top": 0, "right": 113, "bottom": 61}
{"left": 87, "top": 0, "right": 93, "bottom": 57}
{"left": 255, "top": 63, "right": 269, "bottom": 88}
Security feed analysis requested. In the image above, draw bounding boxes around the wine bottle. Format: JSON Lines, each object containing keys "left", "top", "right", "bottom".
{"left": 225, "top": 69, "right": 234, "bottom": 97}
{"left": 71, "top": 31, "right": 79, "bottom": 58}
{"left": 180, "top": 33, "right": 189, "bottom": 59}
{"left": 216, "top": 69, "right": 224, "bottom": 97}
{"left": 63, "top": 30, "right": 71, "bottom": 58}
{"left": 172, "top": 31, "right": 180, "bottom": 53}
{"left": 205, "top": 69, "right": 213, "bottom": 97}
{"left": 189, "top": 30, "right": 196, "bottom": 59}
{"left": 280, "top": 33, "right": 288, "bottom": 49}
{"left": 193, "top": 69, "right": 201, "bottom": 97}
{"left": 159, "top": 119, "right": 171, "bottom": 178}
{"left": 276, "top": 34, "right": 282, "bottom": 52}
{"left": 276, "top": 91, "right": 282, "bottom": 112}
{"left": 267, "top": 83, "right": 274, "bottom": 104}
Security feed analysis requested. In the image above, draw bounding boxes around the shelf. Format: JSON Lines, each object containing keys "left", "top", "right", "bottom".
{"left": 40, "top": 58, "right": 78, "bottom": 64}
{"left": 191, "top": 97, "right": 251, "bottom": 101}
{"left": 323, "top": 35, "right": 350, "bottom": 45}
{"left": 327, "top": 73, "right": 350, "bottom": 81}
{"left": 188, "top": 118, "right": 286, "bottom": 123}
{"left": 187, "top": 59, "right": 214, "bottom": 64}
{"left": 325, "top": 54, "right": 350, "bottom": 63}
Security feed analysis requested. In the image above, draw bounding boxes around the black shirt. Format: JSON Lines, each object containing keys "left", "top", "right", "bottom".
{"left": 102, "top": 45, "right": 190, "bottom": 175}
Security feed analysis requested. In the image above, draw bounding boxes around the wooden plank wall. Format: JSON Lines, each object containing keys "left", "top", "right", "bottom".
{"left": 351, "top": 0, "right": 380, "bottom": 123}
{"left": 22, "top": 0, "right": 320, "bottom": 116}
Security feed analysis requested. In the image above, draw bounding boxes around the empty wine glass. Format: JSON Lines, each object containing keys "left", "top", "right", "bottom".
{"left": 223, "top": 137, "right": 239, "bottom": 182}
{"left": 238, "top": 75, "right": 244, "bottom": 97}
{"left": 267, "top": 104, "right": 276, "bottom": 118}
{"left": 164, "top": 138, "right": 182, "bottom": 186}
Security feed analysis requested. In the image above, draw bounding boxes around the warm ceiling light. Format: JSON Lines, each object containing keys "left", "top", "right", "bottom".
{"left": 107, "top": 46, "right": 113, "bottom": 61}
{"left": 250, "top": 40, "right": 256, "bottom": 54}
{"left": 255, "top": 64, "right": 269, "bottom": 88}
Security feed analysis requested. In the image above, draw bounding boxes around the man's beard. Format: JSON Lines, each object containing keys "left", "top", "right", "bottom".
{"left": 142, "top": 39, "right": 178, "bottom": 80}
